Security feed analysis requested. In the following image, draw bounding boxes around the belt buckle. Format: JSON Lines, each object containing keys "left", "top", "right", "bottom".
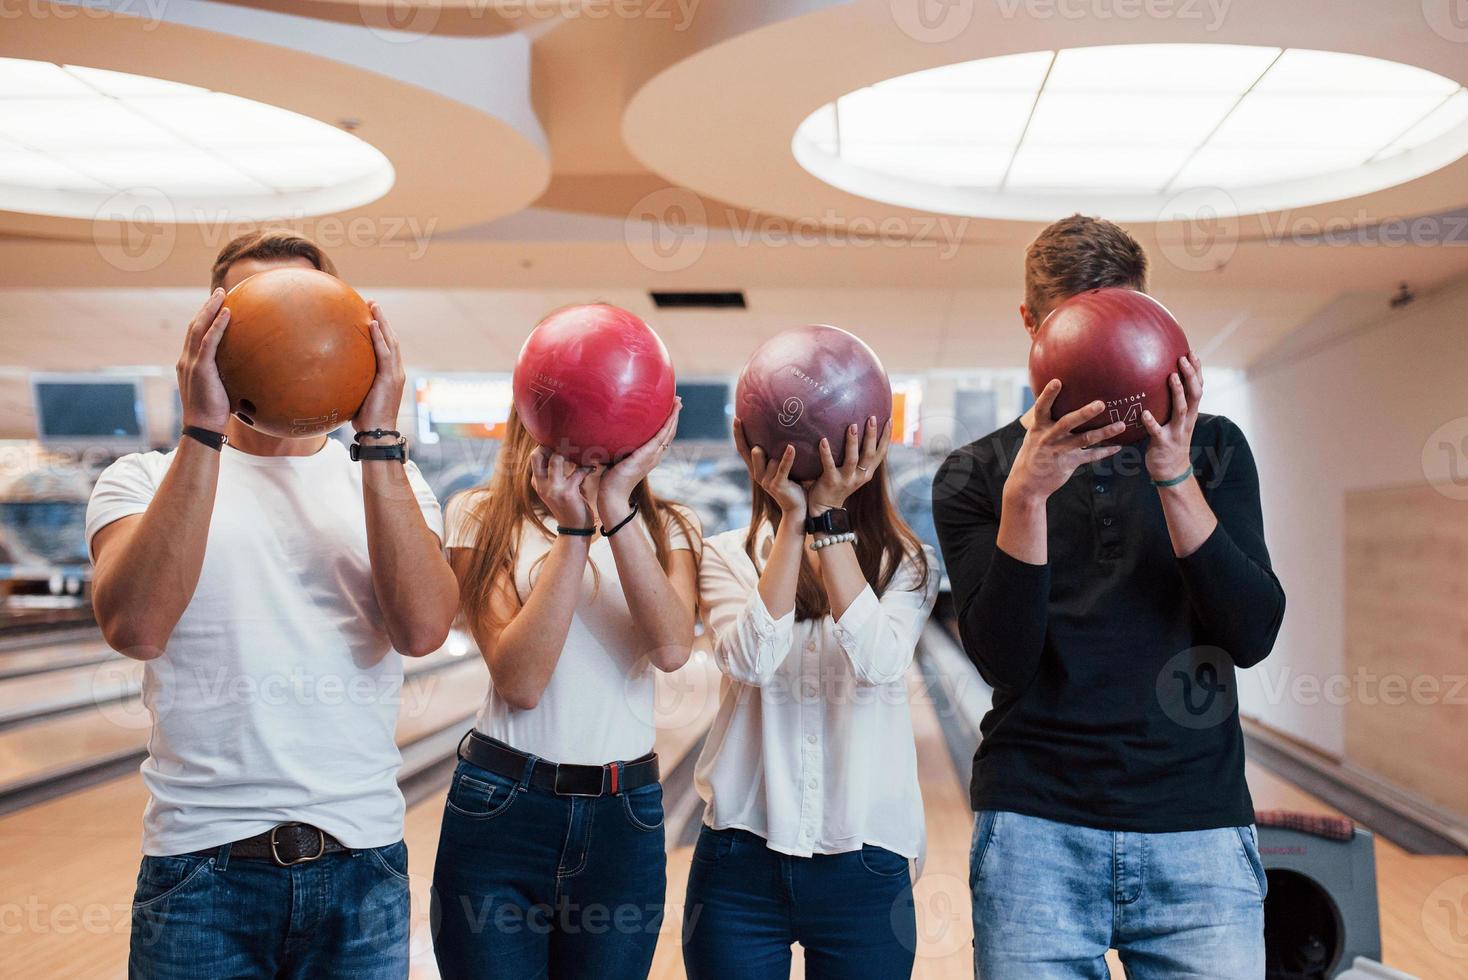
{"left": 270, "top": 824, "right": 326, "bottom": 867}
{"left": 553, "top": 764, "right": 605, "bottom": 798}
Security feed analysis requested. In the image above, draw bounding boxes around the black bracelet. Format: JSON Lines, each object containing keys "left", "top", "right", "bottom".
{"left": 601, "top": 502, "right": 640, "bottom": 538}
{"left": 354, "top": 428, "right": 402, "bottom": 443}
{"left": 556, "top": 525, "right": 597, "bottom": 537}
{"left": 182, "top": 425, "right": 227, "bottom": 451}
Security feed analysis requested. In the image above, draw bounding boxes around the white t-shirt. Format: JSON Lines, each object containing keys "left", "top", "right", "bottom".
{"left": 695, "top": 527, "right": 938, "bottom": 861}
{"left": 444, "top": 492, "right": 697, "bottom": 765}
{"left": 85, "top": 440, "right": 443, "bottom": 856}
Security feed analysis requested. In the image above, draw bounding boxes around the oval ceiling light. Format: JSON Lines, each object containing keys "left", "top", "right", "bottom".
{"left": 792, "top": 44, "right": 1468, "bottom": 221}
{"left": 0, "top": 58, "right": 395, "bottom": 222}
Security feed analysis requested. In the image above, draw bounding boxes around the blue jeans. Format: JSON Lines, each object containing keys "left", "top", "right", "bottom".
{"left": 128, "top": 839, "right": 409, "bottom": 979}
{"left": 682, "top": 826, "right": 917, "bottom": 980}
{"left": 971, "top": 811, "right": 1267, "bottom": 979}
{"left": 430, "top": 758, "right": 667, "bottom": 980}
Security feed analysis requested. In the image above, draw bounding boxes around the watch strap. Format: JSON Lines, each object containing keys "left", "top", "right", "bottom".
{"left": 350, "top": 438, "right": 408, "bottom": 463}
{"left": 182, "top": 426, "right": 227, "bottom": 452}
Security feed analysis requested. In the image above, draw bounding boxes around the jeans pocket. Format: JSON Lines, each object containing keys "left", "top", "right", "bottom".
{"left": 621, "top": 784, "right": 665, "bottom": 833}
{"left": 970, "top": 810, "right": 1000, "bottom": 883}
{"left": 132, "top": 855, "right": 213, "bottom": 910}
{"left": 367, "top": 840, "right": 411, "bottom": 882}
{"left": 1234, "top": 825, "right": 1269, "bottom": 902}
{"left": 859, "top": 844, "right": 911, "bottom": 878}
{"left": 692, "top": 826, "right": 735, "bottom": 865}
{"left": 445, "top": 766, "right": 521, "bottom": 820}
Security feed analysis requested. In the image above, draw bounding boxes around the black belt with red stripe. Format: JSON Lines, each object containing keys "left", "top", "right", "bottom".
{"left": 459, "top": 730, "right": 659, "bottom": 797}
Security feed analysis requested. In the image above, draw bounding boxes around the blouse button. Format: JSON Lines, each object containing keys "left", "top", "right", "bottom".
{"left": 806, "top": 734, "right": 817, "bottom": 745}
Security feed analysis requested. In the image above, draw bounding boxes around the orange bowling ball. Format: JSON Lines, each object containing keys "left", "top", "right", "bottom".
{"left": 215, "top": 267, "right": 376, "bottom": 438}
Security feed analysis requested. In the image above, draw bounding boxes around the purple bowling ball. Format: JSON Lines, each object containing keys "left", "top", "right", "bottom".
{"left": 735, "top": 325, "right": 892, "bottom": 482}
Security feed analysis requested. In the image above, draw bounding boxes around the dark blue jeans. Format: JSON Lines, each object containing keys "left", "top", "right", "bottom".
{"left": 430, "top": 758, "right": 667, "bottom": 980}
{"left": 682, "top": 826, "right": 917, "bottom": 980}
{"left": 128, "top": 839, "right": 410, "bottom": 979}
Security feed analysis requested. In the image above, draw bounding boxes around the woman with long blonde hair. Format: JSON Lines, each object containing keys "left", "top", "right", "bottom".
{"left": 431, "top": 346, "right": 701, "bottom": 978}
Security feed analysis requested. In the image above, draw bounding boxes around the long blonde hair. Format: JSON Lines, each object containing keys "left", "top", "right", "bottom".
{"left": 455, "top": 407, "right": 700, "bottom": 630}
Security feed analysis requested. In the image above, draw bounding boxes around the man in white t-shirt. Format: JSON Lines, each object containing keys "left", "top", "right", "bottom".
{"left": 86, "top": 231, "right": 459, "bottom": 980}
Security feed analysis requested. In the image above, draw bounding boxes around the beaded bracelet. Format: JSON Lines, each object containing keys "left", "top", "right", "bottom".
{"left": 810, "top": 532, "right": 857, "bottom": 551}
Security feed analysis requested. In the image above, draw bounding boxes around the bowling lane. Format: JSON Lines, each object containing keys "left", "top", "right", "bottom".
{"left": 0, "top": 656, "right": 488, "bottom": 979}
{"left": 0, "top": 646, "right": 475, "bottom": 800}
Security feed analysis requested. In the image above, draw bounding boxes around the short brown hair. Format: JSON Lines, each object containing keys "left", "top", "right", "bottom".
{"left": 210, "top": 230, "right": 337, "bottom": 291}
{"left": 1024, "top": 214, "right": 1148, "bottom": 318}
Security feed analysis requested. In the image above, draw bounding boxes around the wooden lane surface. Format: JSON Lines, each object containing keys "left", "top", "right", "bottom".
{"left": 0, "top": 657, "right": 488, "bottom": 979}
{"left": 4, "top": 653, "right": 1466, "bottom": 978}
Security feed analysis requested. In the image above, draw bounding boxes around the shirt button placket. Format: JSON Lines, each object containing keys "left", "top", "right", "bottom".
{"left": 799, "top": 632, "right": 821, "bottom": 849}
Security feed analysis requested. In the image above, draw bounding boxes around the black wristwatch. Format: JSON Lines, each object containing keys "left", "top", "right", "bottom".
{"left": 804, "top": 507, "right": 851, "bottom": 535}
{"left": 350, "top": 437, "right": 409, "bottom": 463}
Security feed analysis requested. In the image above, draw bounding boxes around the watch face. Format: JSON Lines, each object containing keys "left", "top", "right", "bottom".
{"left": 826, "top": 509, "right": 852, "bottom": 534}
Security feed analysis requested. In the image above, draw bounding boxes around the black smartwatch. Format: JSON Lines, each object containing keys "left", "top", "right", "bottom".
{"left": 804, "top": 507, "right": 852, "bottom": 535}
{"left": 350, "top": 438, "right": 409, "bottom": 463}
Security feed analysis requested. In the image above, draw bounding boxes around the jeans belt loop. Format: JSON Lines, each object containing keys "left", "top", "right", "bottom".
{"left": 517, "top": 752, "right": 538, "bottom": 792}
{"left": 214, "top": 843, "right": 232, "bottom": 871}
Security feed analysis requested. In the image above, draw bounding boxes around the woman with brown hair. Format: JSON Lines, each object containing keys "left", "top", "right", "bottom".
{"left": 682, "top": 413, "right": 938, "bottom": 979}
{"left": 430, "top": 385, "right": 700, "bottom": 979}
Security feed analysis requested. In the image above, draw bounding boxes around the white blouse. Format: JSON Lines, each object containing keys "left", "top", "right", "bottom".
{"left": 694, "top": 526, "right": 938, "bottom": 860}
{"left": 445, "top": 492, "right": 697, "bottom": 766}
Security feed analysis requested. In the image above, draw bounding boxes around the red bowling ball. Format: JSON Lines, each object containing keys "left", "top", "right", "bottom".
{"left": 1028, "top": 288, "right": 1192, "bottom": 446}
{"left": 735, "top": 325, "right": 892, "bottom": 482}
{"left": 511, "top": 304, "right": 676, "bottom": 465}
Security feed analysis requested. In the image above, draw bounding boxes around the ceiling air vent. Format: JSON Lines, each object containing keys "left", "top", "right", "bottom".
{"left": 650, "top": 291, "right": 746, "bottom": 310}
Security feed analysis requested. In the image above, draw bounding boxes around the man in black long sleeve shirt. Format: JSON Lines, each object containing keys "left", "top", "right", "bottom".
{"left": 932, "top": 215, "right": 1285, "bottom": 979}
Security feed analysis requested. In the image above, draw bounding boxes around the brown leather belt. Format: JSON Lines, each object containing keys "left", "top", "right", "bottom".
{"left": 190, "top": 823, "right": 347, "bottom": 866}
{"left": 459, "top": 730, "right": 659, "bottom": 797}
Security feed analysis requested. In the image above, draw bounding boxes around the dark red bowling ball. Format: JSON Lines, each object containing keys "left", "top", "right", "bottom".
{"left": 512, "top": 303, "right": 676, "bottom": 465}
{"left": 216, "top": 267, "right": 376, "bottom": 438}
{"left": 1028, "top": 288, "right": 1192, "bottom": 446}
{"left": 735, "top": 325, "right": 892, "bottom": 482}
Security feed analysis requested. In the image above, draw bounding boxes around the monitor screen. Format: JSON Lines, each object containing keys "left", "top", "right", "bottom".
{"left": 33, "top": 379, "right": 145, "bottom": 441}
{"left": 674, "top": 382, "right": 732, "bottom": 442}
{"left": 415, "top": 375, "right": 515, "bottom": 443}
